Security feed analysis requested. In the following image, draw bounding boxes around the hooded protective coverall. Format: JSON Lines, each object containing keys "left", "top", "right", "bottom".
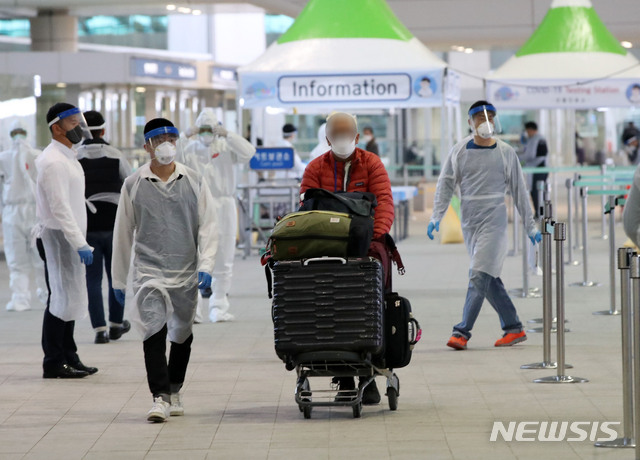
{"left": 182, "top": 109, "right": 255, "bottom": 321}
{"left": 0, "top": 125, "right": 46, "bottom": 311}
{"left": 309, "top": 123, "right": 330, "bottom": 162}
{"left": 431, "top": 137, "right": 537, "bottom": 338}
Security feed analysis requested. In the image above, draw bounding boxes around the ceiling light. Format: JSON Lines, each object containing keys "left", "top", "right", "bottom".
{"left": 192, "top": 9, "right": 202, "bottom": 15}
{"left": 177, "top": 6, "right": 191, "bottom": 13}
{"left": 464, "top": 47, "right": 474, "bottom": 54}
{"left": 135, "top": 86, "right": 146, "bottom": 93}
{"left": 166, "top": 4, "right": 176, "bottom": 11}
{"left": 621, "top": 41, "right": 633, "bottom": 49}
{"left": 56, "top": 82, "right": 67, "bottom": 88}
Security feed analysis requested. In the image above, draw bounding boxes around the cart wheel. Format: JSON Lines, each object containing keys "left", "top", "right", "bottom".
{"left": 352, "top": 402, "right": 362, "bottom": 418}
{"left": 387, "top": 387, "right": 398, "bottom": 411}
{"left": 303, "top": 405, "right": 312, "bottom": 419}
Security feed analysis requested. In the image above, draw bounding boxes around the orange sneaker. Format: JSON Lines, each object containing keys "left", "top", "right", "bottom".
{"left": 494, "top": 331, "right": 527, "bottom": 347}
{"left": 447, "top": 334, "right": 468, "bottom": 350}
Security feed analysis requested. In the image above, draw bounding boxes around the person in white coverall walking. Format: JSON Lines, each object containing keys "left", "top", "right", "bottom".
{"left": 183, "top": 108, "right": 255, "bottom": 322}
{"left": 0, "top": 120, "right": 47, "bottom": 311}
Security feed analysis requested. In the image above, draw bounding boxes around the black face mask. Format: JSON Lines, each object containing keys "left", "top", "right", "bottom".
{"left": 65, "top": 125, "right": 84, "bottom": 144}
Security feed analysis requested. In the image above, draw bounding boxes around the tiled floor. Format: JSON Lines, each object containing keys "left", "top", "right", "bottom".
{"left": 0, "top": 214, "right": 637, "bottom": 459}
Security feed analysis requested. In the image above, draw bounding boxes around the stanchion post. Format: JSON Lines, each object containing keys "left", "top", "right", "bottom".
{"left": 574, "top": 174, "right": 582, "bottom": 251}
{"left": 600, "top": 164, "right": 608, "bottom": 240}
{"left": 537, "top": 180, "right": 545, "bottom": 218}
{"left": 509, "top": 198, "right": 520, "bottom": 257}
{"left": 595, "top": 247, "right": 635, "bottom": 448}
{"left": 632, "top": 254, "right": 640, "bottom": 459}
{"left": 534, "top": 222, "right": 588, "bottom": 384}
{"left": 594, "top": 195, "right": 620, "bottom": 315}
{"left": 570, "top": 187, "right": 600, "bottom": 287}
{"left": 509, "top": 223, "right": 541, "bottom": 298}
{"left": 522, "top": 201, "right": 558, "bottom": 369}
{"left": 565, "top": 178, "right": 580, "bottom": 266}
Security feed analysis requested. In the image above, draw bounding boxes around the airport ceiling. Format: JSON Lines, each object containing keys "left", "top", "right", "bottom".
{"left": 0, "top": 0, "right": 639, "bottom": 51}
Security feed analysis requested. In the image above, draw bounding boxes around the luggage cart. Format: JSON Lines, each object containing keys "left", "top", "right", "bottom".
{"left": 270, "top": 257, "right": 399, "bottom": 419}
{"left": 293, "top": 351, "right": 400, "bottom": 419}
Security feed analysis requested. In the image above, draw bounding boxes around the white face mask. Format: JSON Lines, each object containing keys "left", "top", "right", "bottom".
{"left": 330, "top": 136, "right": 356, "bottom": 159}
{"left": 154, "top": 142, "right": 177, "bottom": 165}
{"left": 200, "top": 133, "right": 214, "bottom": 146}
{"left": 363, "top": 134, "right": 373, "bottom": 143}
{"left": 476, "top": 121, "right": 495, "bottom": 139}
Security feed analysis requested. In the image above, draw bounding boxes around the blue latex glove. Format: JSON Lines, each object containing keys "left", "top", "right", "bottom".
{"left": 198, "top": 272, "right": 212, "bottom": 290}
{"left": 427, "top": 221, "right": 440, "bottom": 240}
{"left": 78, "top": 245, "right": 93, "bottom": 265}
{"left": 114, "top": 289, "right": 126, "bottom": 306}
{"left": 529, "top": 232, "right": 542, "bottom": 245}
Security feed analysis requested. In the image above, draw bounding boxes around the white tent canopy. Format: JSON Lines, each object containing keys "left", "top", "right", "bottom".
{"left": 238, "top": 0, "right": 457, "bottom": 110}
{"left": 486, "top": 0, "right": 640, "bottom": 109}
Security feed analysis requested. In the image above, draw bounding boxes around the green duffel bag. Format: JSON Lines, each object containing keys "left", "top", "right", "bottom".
{"left": 266, "top": 210, "right": 373, "bottom": 261}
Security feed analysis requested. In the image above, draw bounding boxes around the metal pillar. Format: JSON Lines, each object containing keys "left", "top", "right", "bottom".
{"left": 534, "top": 222, "right": 588, "bottom": 384}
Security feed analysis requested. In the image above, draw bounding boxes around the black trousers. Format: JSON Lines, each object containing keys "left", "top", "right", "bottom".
{"left": 143, "top": 324, "right": 193, "bottom": 399}
{"left": 37, "top": 238, "right": 79, "bottom": 373}
{"left": 530, "top": 173, "right": 549, "bottom": 217}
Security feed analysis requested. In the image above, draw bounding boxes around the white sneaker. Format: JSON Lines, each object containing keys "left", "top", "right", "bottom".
{"left": 209, "top": 308, "right": 235, "bottom": 323}
{"left": 147, "top": 397, "right": 170, "bottom": 422}
{"left": 6, "top": 300, "right": 31, "bottom": 312}
{"left": 170, "top": 393, "right": 184, "bottom": 416}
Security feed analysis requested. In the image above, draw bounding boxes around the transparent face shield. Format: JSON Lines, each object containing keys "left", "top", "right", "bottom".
{"left": 468, "top": 104, "right": 502, "bottom": 140}
{"left": 47, "top": 108, "right": 92, "bottom": 144}
{"left": 145, "top": 126, "right": 180, "bottom": 165}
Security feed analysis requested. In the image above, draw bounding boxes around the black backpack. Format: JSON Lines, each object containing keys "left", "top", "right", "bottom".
{"left": 384, "top": 293, "right": 421, "bottom": 369}
{"left": 299, "top": 188, "right": 377, "bottom": 257}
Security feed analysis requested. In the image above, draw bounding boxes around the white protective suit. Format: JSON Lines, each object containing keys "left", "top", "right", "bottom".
{"left": 0, "top": 126, "right": 47, "bottom": 310}
{"left": 273, "top": 137, "right": 306, "bottom": 180}
{"left": 112, "top": 162, "right": 218, "bottom": 342}
{"left": 309, "top": 123, "right": 330, "bottom": 162}
{"left": 623, "top": 165, "right": 640, "bottom": 247}
{"left": 35, "top": 140, "right": 89, "bottom": 321}
{"left": 431, "top": 136, "right": 537, "bottom": 278}
{"left": 182, "top": 109, "right": 255, "bottom": 321}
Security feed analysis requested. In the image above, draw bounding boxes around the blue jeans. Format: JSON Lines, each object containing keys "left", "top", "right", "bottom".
{"left": 453, "top": 270, "right": 523, "bottom": 340}
{"left": 86, "top": 231, "right": 123, "bottom": 330}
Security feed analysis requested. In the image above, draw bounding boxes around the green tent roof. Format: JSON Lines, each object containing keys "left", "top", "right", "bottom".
{"left": 277, "top": 0, "right": 414, "bottom": 44}
{"left": 516, "top": 2, "right": 626, "bottom": 57}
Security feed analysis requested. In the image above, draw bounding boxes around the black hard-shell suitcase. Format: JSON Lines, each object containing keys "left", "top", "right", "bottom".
{"left": 384, "top": 293, "right": 421, "bottom": 369}
{"left": 271, "top": 257, "right": 385, "bottom": 364}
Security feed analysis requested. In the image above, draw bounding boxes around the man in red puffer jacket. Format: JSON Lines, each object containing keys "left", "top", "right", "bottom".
{"left": 301, "top": 112, "right": 394, "bottom": 238}
{"left": 300, "top": 111, "right": 394, "bottom": 406}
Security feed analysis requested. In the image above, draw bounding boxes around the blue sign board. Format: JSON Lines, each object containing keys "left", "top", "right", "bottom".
{"left": 250, "top": 147, "right": 294, "bottom": 170}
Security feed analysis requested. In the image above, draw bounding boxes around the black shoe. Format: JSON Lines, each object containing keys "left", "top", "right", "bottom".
{"left": 109, "top": 320, "right": 131, "bottom": 341}
{"left": 361, "top": 379, "right": 381, "bottom": 405}
{"left": 43, "top": 364, "right": 89, "bottom": 379}
{"left": 333, "top": 377, "right": 356, "bottom": 402}
{"left": 70, "top": 360, "right": 98, "bottom": 375}
{"left": 95, "top": 331, "right": 109, "bottom": 344}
